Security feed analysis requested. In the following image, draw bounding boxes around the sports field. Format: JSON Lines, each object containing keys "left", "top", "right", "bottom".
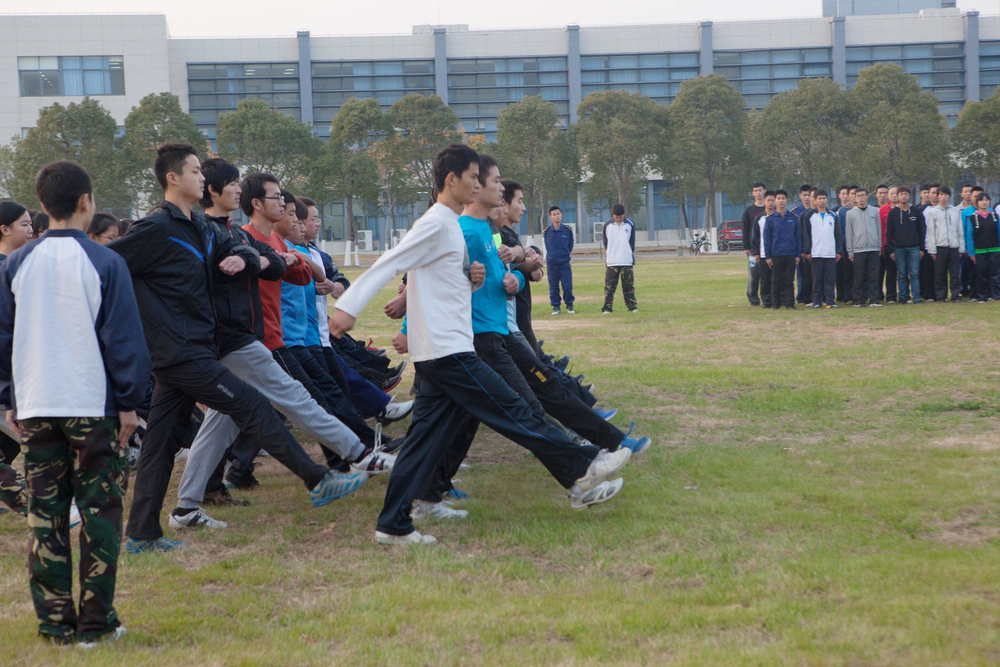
{"left": 3, "top": 254, "right": 1000, "bottom": 665}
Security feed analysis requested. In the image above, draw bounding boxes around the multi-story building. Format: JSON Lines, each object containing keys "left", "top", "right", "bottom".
{"left": 2, "top": 6, "right": 995, "bottom": 246}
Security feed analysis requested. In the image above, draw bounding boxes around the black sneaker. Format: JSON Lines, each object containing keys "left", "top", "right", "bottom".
{"left": 784, "top": 305, "right": 796, "bottom": 310}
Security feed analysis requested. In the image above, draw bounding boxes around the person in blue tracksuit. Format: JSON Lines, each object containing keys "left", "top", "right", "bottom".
{"left": 764, "top": 189, "right": 802, "bottom": 310}
{"left": 543, "top": 206, "right": 574, "bottom": 315}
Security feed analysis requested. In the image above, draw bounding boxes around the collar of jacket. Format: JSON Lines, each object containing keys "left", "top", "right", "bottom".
{"left": 767, "top": 210, "right": 797, "bottom": 221}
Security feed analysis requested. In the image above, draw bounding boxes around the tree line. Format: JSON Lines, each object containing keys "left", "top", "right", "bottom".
{"left": 3, "top": 61, "right": 998, "bottom": 237}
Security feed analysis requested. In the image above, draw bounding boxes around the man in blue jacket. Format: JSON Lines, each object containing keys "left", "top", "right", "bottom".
{"left": 764, "top": 189, "right": 802, "bottom": 310}
{"left": 544, "top": 206, "right": 574, "bottom": 315}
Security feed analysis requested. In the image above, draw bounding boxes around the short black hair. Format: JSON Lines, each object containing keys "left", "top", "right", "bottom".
{"left": 849, "top": 184, "right": 860, "bottom": 191}
{"left": 876, "top": 184, "right": 888, "bottom": 191}
{"left": 199, "top": 157, "right": 240, "bottom": 210}
{"left": 814, "top": 189, "right": 828, "bottom": 199}
{"left": 239, "top": 172, "right": 280, "bottom": 216}
{"left": 0, "top": 202, "right": 28, "bottom": 230}
{"left": 752, "top": 182, "right": 766, "bottom": 190}
{"left": 837, "top": 185, "right": 849, "bottom": 193}
{"left": 938, "top": 185, "right": 951, "bottom": 196}
{"left": 154, "top": 142, "right": 198, "bottom": 191}
{"left": 974, "top": 191, "right": 991, "bottom": 204}
{"left": 971, "top": 185, "right": 984, "bottom": 194}
{"left": 30, "top": 210, "right": 49, "bottom": 235}
{"left": 433, "top": 144, "right": 480, "bottom": 193}
{"left": 476, "top": 154, "right": 499, "bottom": 186}
{"left": 549, "top": 205, "right": 562, "bottom": 214}
{"left": 897, "top": 185, "right": 912, "bottom": 196}
{"left": 35, "top": 161, "right": 92, "bottom": 221}
{"left": 920, "top": 184, "right": 930, "bottom": 191}
{"left": 119, "top": 218, "right": 134, "bottom": 236}
{"left": 763, "top": 190, "right": 776, "bottom": 199}
{"left": 87, "top": 212, "right": 122, "bottom": 238}
{"left": 775, "top": 189, "right": 789, "bottom": 198}
{"left": 855, "top": 186, "right": 868, "bottom": 195}
{"left": 299, "top": 196, "right": 317, "bottom": 209}
{"left": 501, "top": 180, "right": 522, "bottom": 204}
{"left": 612, "top": 204, "right": 625, "bottom": 216}
{"left": 293, "top": 197, "right": 307, "bottom": 221}
{"left": 929, "top": 182, "right": 940, "bottom": 190}
{"left": 799, "top": 184, "right": 812, "bottom": 193}
{"left": 279, "top": 189, "right": 302, "bottom": 220}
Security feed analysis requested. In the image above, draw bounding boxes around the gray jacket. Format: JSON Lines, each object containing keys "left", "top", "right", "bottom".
{"left": 845, "top": 205, "right": 882, "bottom": 255}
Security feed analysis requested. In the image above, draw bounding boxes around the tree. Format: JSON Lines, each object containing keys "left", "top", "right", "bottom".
{"left": 494, "top": 95, "right": 581, "bottom": 235}
{"left": 314, "top": 97, "right": 390, "bottom": 241}
{"left": 371, "top": 134, "right": 419, "bottom": 249}
{"left": 385, "top": 94, "right": 463, "bottom": 197}
{"left": 575, "top": 90, "right": 667, "bottom": 217}
{"left": 0, "top": 141, "right": 17, "bottom": 201}
{"left": 951, "top": 88, "right": 1000, "bottom": 184}
{"left": 661, "top": 74, "right": 748, "bottom": 231}
{"left": 848, "top": 63, "right": 952, "bottom": 187}
{"left": 216, "top": 99, "right": 320, "bottom": 188}
{"left": 11, "top": 98, "right": 129, "bottom": 214}
{"left": 121, "top": 92, "right": 207, "bottom": 213}
{"left": 754, "top": 78, "right": 854, "bottom": 188}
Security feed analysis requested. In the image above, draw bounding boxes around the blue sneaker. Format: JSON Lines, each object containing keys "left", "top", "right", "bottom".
{"left": 125, "top": 536, "right": 186, "bottom": 554}
{"left": 620, "top": 435, "right": 652, "bottom": 457}
{"left": 310, "top": 470, "right": 368, "bottom": 507}
{"left": 443, "top": 487, "right": 469, "bottom": 502}
{"left": 594, "top": 407, "right": 617, "bottom": 421}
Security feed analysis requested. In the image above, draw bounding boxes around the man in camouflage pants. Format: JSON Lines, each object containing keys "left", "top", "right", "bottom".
{"left": 601, "top": 204, "right": 639, "bottom": 314}
{"left": 20, "top": 418, "right": 127, "bottom": 643}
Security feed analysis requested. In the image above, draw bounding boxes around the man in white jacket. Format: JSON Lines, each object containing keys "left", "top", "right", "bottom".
{"left": 925, "top": 185, "right": 965, "bottom": 302}
{"left": 601, "top": 204, "right": 638, "bottom": 314}
{"left": 329, "top": 144, "right": 631, "bottom": 546}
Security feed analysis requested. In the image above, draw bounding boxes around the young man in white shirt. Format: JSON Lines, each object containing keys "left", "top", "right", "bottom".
{"left": 601, "top": 204, "right": 638, "bottom": 314}
{"left": 802, "top": 189, "right": 841, "bottom": 308}
{"left": 925, "top": 186, "right": 965, "bottom": 302}
{"left": 329, "top": 145, "right": 631, "bottom": 545}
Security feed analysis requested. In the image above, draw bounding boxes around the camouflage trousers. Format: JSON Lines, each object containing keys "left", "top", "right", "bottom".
{"left": 0, "top": 431, "right": 28, "bottom": 515}
{"left": 603, "top": 266, "right": 637, "bottom": 312}
{"left": 20, "top": 417, "right": 126, "bottom": 641}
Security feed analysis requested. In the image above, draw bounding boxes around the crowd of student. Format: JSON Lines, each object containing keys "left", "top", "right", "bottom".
{"left": 0, "top": 142, "right": 652, "bottom": 647}
{"left": 742, "top": 182, "right": 1000, "bottom": 308}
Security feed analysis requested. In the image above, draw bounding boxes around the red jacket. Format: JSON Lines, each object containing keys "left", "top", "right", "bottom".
{"left": 879, "top": 204, "right": 892, "bottom": 247}
{"left": 243, "top": 224, "right": 312, "bottom": 350}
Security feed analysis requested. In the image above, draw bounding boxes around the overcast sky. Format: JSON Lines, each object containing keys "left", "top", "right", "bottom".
{"left": 9, "top": 0, "right": 997, "bottom": 38}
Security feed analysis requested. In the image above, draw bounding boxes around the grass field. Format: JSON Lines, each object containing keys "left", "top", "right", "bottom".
{"left": 3, "top": 254, "right": 1000, "bottom": 665}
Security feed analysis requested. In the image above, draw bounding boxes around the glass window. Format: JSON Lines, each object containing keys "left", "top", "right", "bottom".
{"left": 983, "top": 72, "right": 1000, "bottom": 85}
{"left": 741, "top": 51, "right": 769, "bottom": 65}
{"left": 935, "top": 87, "right": 965, "bottom": 101}
{"left": 846, "top": 62, "right": 865, "bottom": 75}
{"left": 802, "top": 63, "right": 831, "bottom": 76}
{"left": 641, "top": 83, "right": 670, "bottom": 97}
{"left": 741, "top": 65, "right": 769, "bottom": 79}
{"left": 714, "top": 52, "right": 740, "bottom": 66}
{"left": 773, "top": 79, "right": 798, "bottom": 93}
{"left": 772, "top": 64, "right": 799, "bottom": 77}
{"left": 609, "top": 55, "right": 639, "bottom": 69}
{"left": 539, "top": 58, "right": 566, "bottom": 70}
{"left": 772, "top": 50, "right": 801, "bottom": 64}
{"left": 640, "top": 69, "right": 669, "bottom": 82}
{"left": 873, "top": 46, "right": 902, "bottom": 59}
{"left": 934, "top": 59, "right": 963, "bottom": 71}
{"left": 743, "top": 94, "right": 772, "bottom": 108}
{"left": 539, "top": 72, "right": 567, "bottom": 84}
{"left": 449, "top": 74, "right": 476, "bottom": 87}
{"left": 405, "top": 61, "right": 433, "bottom": 74}
{"left": 20, "top": 55, "right": 123, "bottom": 97}
{"left": 640, "top": 54, "right": 668, "bottom": 68}
{"left": 582, "top": 71, "right": 606, "bottom": 83}
{"left": 904, "top": 44, "right": 933, "bottom": 58}
{"left": 981, "top": 56, "right": 1000, "bottom": 69}
{"left": 981, "top": 42, "right": 1000, "bottom": 57}
{"left": 846, "top": 47, "right": 871, "bottom": 61}
{"left": 609, "top": 69, "right": 639, "bottom": 83}
{"left": 405, "top": 76, "right": 434, "bottom": 89}
{"left": 374, "top": 76, "right": 404, "bottom": 89}
{"left": 933, "top": 43, "right": 962, "bottom": 57}
{"left": 904, "top": 59, "right": 933, "bottom": 73}
{"left": 540, "top": 87, "right": 567, "bottom": 100}
{"left": 740, "top": 80, "right": 770, "bottom": 94}
{"left": 804, "top": 49, "right": 830, "bottom": 62}
{"left": 670, "top": 53, "right": 699, "bottom": 67}
{"left": 374, "top": 62, "right": 403, "bottom": 75}
{"left": 715, "top": 66, "right": 740, "bottom": 80}
{"left": 581, "top": 56, "right": 607, "bottom": 69}
{"left": 582, "top": 85, "right": 608, "bottom": 95}
{"left": 671, "top": 68, "right": 698, "bottom": 81}
{"left": 932, "top": 71, "right": 962, "bottom": 86}
{"left": 918, "top": 73, "right": 934, "bottom": 87}
{"left": 353, "top": 63, "right": 372, "bottom": 76}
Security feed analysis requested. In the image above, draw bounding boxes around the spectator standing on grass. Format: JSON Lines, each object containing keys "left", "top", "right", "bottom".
{"left": 602, "top": 203, "right": 638, "bottom": 314}
{"left": 801, "top": 189, "right": 841, "bottom": 308}
{"left": 926, "top": 185, "right": 964, "bottom": 303}
{"left": 962, "top": 185, "right": 983, "bottom": 300}
{"left": 791, "top": 185, "right": 812, "bottom": 304}
{"left": 967, "top": 191, "right": 1000, "bottom": 302}
{"left": 878, "top": 185, "right": 898, "bottom": 303}
{"left": 742, "top": 182, "right": 766, "bottom": 306}
{"left": 846, "top": 186, "right": 883, "bottom": 308}
{"left": 835, "top": 185, "right": 855, "bottom": 303}
{"left": 749, "top": 190, "right": 776, "bottom": 308}
{"left": 915, "top": 184, "right": 937, "bottom": 302}
{"left": 544, "top": 205, "right": 574, "bottom": 315}
{"left": 764, "top": 189, "right": 801, "bottom": 311}
{"left": 885, "top": 186, "right": 925, "bottom": 304}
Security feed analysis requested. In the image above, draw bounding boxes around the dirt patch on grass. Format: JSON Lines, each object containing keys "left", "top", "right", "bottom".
{"left": 928, "top": 509, "right": 1000, "bottom": 547}
{"left": 926, "top": 433, "right": 1000, "bottom": 452}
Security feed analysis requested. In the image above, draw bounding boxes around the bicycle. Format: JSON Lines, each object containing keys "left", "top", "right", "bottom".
{"left": 689, "top": 232, "right": 712, "bottom": 255}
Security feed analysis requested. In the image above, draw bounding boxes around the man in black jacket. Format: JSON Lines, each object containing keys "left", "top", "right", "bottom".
{"left": 110, "top": 144, "right": 363, "bottom": 553}
{"left": 749, "top": 191, "right": 776, "bottom": 308}
{"left": 742, "top": 182, "right": 766, "bottom": 305}
{"left": 886, "top": 186, "right": 925, "bottom": 304}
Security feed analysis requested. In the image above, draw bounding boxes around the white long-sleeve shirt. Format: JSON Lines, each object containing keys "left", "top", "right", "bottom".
{"left": 335, "top": 203, "right": 475, "bottom": 363}
{"left": 925, "top": 205, "right": 965, "bottom": 255}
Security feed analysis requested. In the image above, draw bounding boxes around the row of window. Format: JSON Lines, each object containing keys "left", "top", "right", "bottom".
{"left": 846, "top": 43, "right": 962, "bottom": 61}
{"left": 717, "top": 63, "right": 832, "bottom": 80}
{"left": 18, "top": 56, "right": 125, "bottom": 97}
{"left": 714, "top": 49, "right": 831, "bottom": 66}
{"left": 447, "top": 57, "right": 566, "bottom": 73}
{"left": 188, "top": 63, "right": 299, "bottom": 79}
{"left": 584, "top": 53, "right": 699, "bottom": 70}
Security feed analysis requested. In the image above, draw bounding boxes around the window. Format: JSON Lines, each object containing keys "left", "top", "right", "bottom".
{"left": 581, "top": 52, "right": 698, "bottom": 103}
{"left": 18, "top": 56, "right": 124, "bottom": 96}
{"left": 187, "top": 61, "right": 301, "bottom": 134}
{"left": 310, "top": 59, "right": 434, "bottom": 121}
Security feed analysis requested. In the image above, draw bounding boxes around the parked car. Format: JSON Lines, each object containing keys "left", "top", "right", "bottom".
{"left": 719, "top": 220, "right": 743, "bottom": 249}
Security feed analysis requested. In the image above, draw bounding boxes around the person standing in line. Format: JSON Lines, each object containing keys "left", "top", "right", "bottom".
{"left": 801, "top": 189, "right": 841, "bottom": 308}
{"left": 601, "top": 204, "right": 638, "bottom": 315}
{"left": 544, "top": 205, "right": 574, "bottom": 315}
{"left": 834, "top": 185, "right": 855, "bottom": 303}
{"left": 0, "top": 161, "right": 151, "bottom": 646}
{"left": 914, "top": 184, "right": 936, "bottom": 301}
{"left": 877, "top": 185, "right": 898, "bottom": 303}
{"left": 926, "top": 185, "right": 965, "bottom": 302}
{"left": 961, "top": 185, "right": 983, "bottom": 300}
{"left": 967, "top": 191, "right": 1000, "bottom": 302}
{"left": 764, "top": 190, "right": 801, "bottom": 311}
{"left": 749, "top": 190, "right": 776, "bottom": 308}
{"left": 885, "top": 186, "right": 925, "bottom": 304}
{"left": 743, "top": 182, "right": 766, "bottom": 306}
{"left": 791, "top": 185, "right": 812, "bottom": 304}
{"left": 846, "top": 187, "right": 883, "bottom": 308}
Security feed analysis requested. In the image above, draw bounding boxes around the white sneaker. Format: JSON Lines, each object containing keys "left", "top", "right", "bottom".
{"left": 412, "top": 500, "right": 468, "bottom": 521}
{"left": 350, "top": 448, "right": 396, "bottom": 476}
{"left": 566, "top": 307, "right": 576, "bottom": 314}
{"left": 168, "top": 508, "right": 228, "bottom": 529}
{"left": 570, "top": 478, "right": 624, "bottom": 510}
{"left": 375, "top": 530, "right": 437, "bottom": 545}
{"left": 574, "top": 447, "right": 631, "bottom": 492}
{"left": 69, "top": 502, "right": 82, "bottom": 529}
{"left": 77, "top": 626, "right": 127, "bottom": 650}
{"left": 378, "top": 399, "right": 414, "bottom": 424}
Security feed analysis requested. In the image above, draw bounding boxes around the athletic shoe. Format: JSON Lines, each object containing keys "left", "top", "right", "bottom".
{"left": 350, "top": 448, "right": 396, "bottom": 476}
{"left": 594, "top": 407, "right": 617, "bottom": 421}
{"left": 365, "top": 338, "right": 385, "bottom": 355}
{"left": 377, "top": 399, "right": 414, "bottom": 425}
{"left": 812, "top": 303, "right": 821, "bottom": 308}
{"left": 125, "top": 536, "right": 186, "bottom": 554}
{"left": 566, "top": 306, "right": 576, "bottom": 314}
{"left": 570, "top": 478, "right": 624, "bottom": 510}
{"left": 309, "top": 469, "right": 368, "bottom": 507}
{"left": 575, "top": 447, "right": 631, "bottom": 492}
{"left": 853, "top": 303, "right": 862, "bottom": 308}
{"left": 906, "top": 299, "right": 914, "bottom": 304}
{"left": 168, "top": 508, "right": 228, "bottom": 529}
{"left": 458, "top": 463, "right": 472, "bottom": 471}
{"left": 554, "top": 356, "right": 570, "bottom": 370}
{"left": 412, "top": 501, "right": 468, "bottom": 521}
{"left": 443, "top": 487, "right": 469, "bottom": 502}
{"left": 620, "top": 435, "right": 652, "bottom": 457}
{"left": 869, "top": 302, "right": 883, "bottom": 307}
{"left": 601, "top": 309, "right": 612, "bottom": 315}
{"left": 387, "top": 359, "right": 407, "bottom": 377}
{"left": 376, "top": 530, "right": 437, "bottom": 545}
{"left": 69, "top": 502, "right": 81, "bottom": 529}
{"left": 381, "top": 375, "right": 402, "bottom": 392}
{"left": 629, "top": 308, "right": 639, "bottom": 313}
{"left": 551, "top": 307, "right": 560, "bottom": 316}
{"left": 77, "top": 627, "right": 127, "bottom": 650}
{"left": 573, "top": 373, "right": 585, "bottom": 384}
{"left": 784, "top": 305, "right": 796, "bottom": 310}
{"left": 203, "top": 488, "right": 250, "bottom": 507}
{"left": 584, "top": 384, "right": 596, "bottom": 394}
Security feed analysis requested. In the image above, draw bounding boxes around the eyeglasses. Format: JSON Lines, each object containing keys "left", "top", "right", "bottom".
{"left": 256, "top": 195, "right": 284, "bottom": 202}
{"left": 100, "top": 234, "right": 119, "bottom": 241}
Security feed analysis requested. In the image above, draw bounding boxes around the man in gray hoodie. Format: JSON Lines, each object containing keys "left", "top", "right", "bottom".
{"left": 845, "top": 187, "right": 883, "bottom": 307}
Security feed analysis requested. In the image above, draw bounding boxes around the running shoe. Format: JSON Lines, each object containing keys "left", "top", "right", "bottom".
{"left": 566, "top": 306, "right": 576, "bottom": 314}
{"left": 309, "top": 469, "right": 368, "bottom": 507}
{"left": 554, "top": 356, "right": 569, "bottom": 370}
{"left": 551, "top": 307, "right": 560, "bottom": 316}
{"left": 69, "top": 502, "right": 82, "bottom": 529}
{"left": 375, "top": 530, "right": 437, "bottom": 545}
{"left": 351, "top": 448, "right": 396, "bottom": 476}
{"left": 443, "top": 487, "right": 469, "bottom": 502}
{"left": 574, "top": 447, "right": 631, "bottom": 492}
{"left": 594, "top": 407, "right": 617, "bottom": 421}
{"left": 620, "top": 435, "right": 652, "bottom": 457}
{"left": 377, "top": 399, "right": 414, "bottom": 425}
{"left": 412, "top": 501, "right": 468, "bottom": 521}
{"left": 77, "top": 627, "right": 127, "bottom": 650}
{"left": 168, "top": 508, "right": 228, "bottom": 529}
{"left": 570, "top": 478, "right": 624, "bottom": 510}
{"left": 381, "top": 375, "right": 402, "bottom": 392}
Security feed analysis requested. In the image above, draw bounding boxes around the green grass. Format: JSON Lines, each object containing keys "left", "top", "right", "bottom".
{"left": 4, "top": 254, "right": 1000, "bottom": 665}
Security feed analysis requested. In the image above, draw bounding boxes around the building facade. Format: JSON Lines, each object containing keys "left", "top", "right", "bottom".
{"left": 2, "top": 9, "right": 997, "bottom": 245}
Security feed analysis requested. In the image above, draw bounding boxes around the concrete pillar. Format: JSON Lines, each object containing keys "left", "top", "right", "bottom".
{"left": 568, "top": 25, "right": 582, "bottom": 124}
{"left": 434, "top": 28, "right": 449, "bottom": 104}
{"left": 297, "top": 31, "right": 313, "bottom": 126}
{"left": 831, "top": 16, "right": 847, "bottom": 87}
{"left": 965, "top": 11, "right": 980, "bottom": 103}
{"left": 699, "top": 21, "right": 713, "bottom": 76}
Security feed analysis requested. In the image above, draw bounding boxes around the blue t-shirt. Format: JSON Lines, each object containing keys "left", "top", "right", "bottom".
{"left": 459, "top": 215, "right": 523, "bottom": 335}
{"left": 280, "top": 240, "right": 319, "bottom": 347}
